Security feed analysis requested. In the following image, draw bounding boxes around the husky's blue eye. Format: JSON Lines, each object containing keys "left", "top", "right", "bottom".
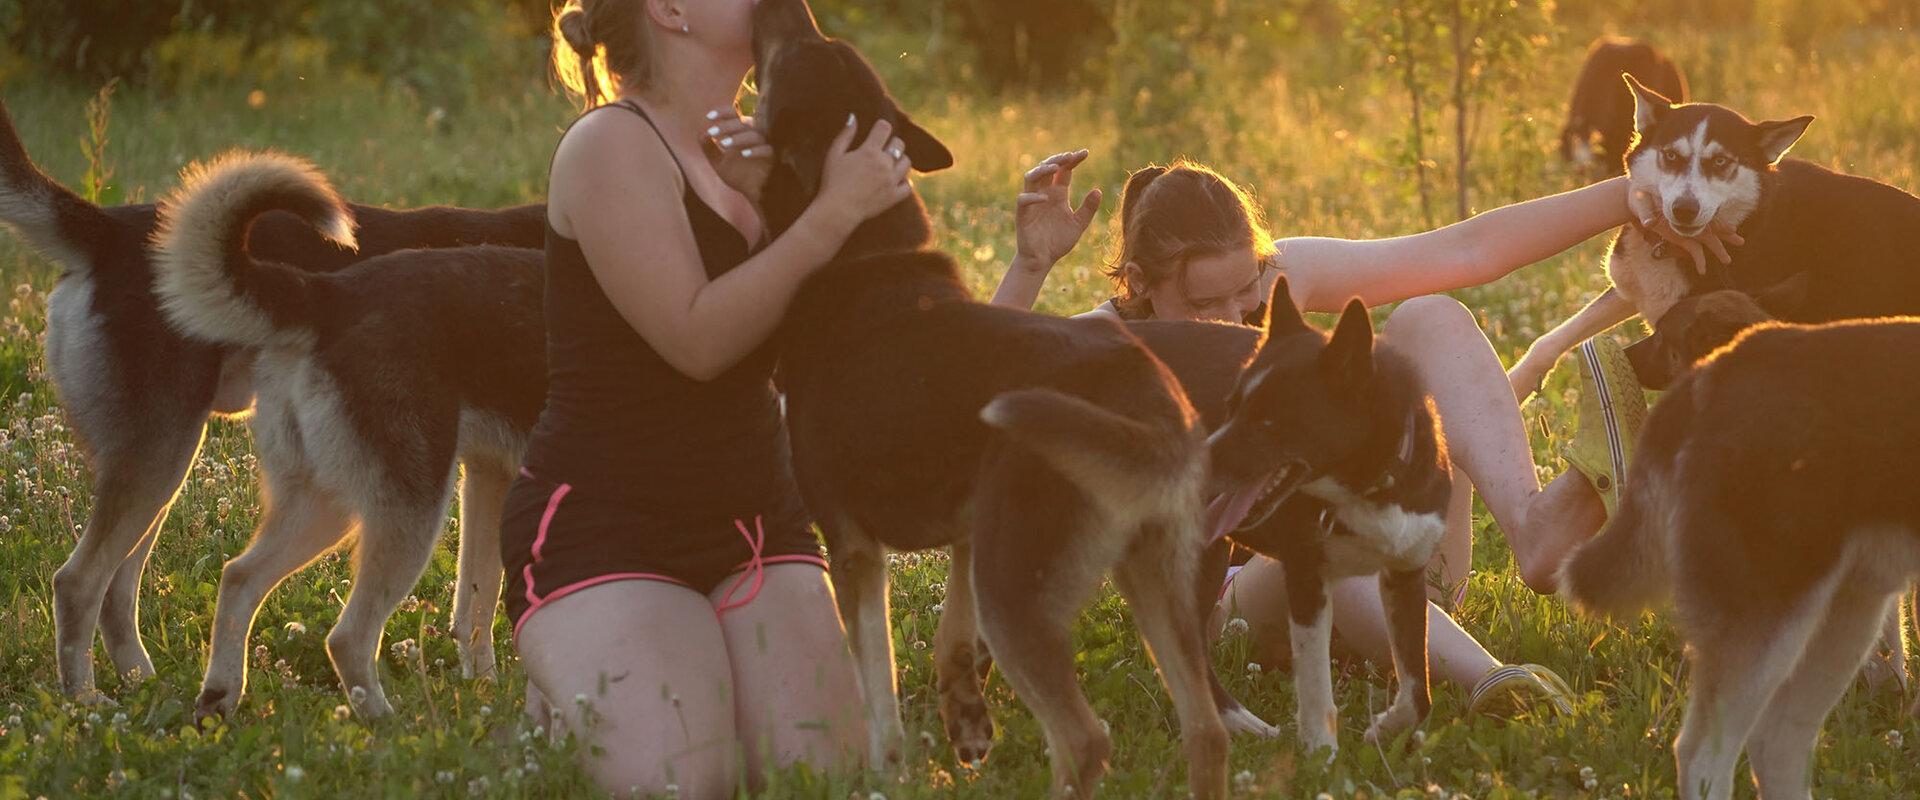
{"left": 1662, "top": 149, "right": 1680, "bottom": 163}
{"left": 1711, "top": 156, "right": 1730, "bottom": 168}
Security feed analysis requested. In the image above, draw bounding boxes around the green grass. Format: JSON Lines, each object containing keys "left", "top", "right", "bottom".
{"left": 3, "top": 17, "right": 1919, "bottom": 799}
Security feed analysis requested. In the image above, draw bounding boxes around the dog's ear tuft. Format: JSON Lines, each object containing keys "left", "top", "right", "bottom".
{"left": 1753, "top": 272, "right": 1811, "bottom": 317}
{"left": 1320, "top": 297, "right": 1375, "bottom": 385}
{"left": 1754, "top": 115, "right": 1814, "bottom": 165}
{"left": 1623, "top": 73, "right": 1673, "bottom": 133}
{"left": 1262, "top": 274, "right": 1309, "bottom": 334}
{"left": 897, "top": 115, "right": 953, "bottom": 173}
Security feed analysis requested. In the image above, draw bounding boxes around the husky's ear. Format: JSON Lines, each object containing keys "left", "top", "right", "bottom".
{"left": 1753, "top": 272, "right": 1811, "bottom": 318}
{"left": 1623, "top": 73, "right": 1674, "bottom": 133}
{"left": 1263, "top": 274, "right": 1309, "bottom": 334}
{"left": 895, "top": 113, "right": 953, "bottom": 173}
{"left": 1754, "top": 115, "right": 1814, "bottom": 165}
{"left": 1320, "top": 297, "right": 1375, "bottom": 385}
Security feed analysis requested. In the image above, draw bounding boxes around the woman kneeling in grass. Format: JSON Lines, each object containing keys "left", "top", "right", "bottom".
{"left": 992, "top": 151, "right": 1736, "bottom": 715}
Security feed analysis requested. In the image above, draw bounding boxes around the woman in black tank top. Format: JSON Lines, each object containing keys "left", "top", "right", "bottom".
{"left": 509, "top": 3, "right": 915, "bottom": 796}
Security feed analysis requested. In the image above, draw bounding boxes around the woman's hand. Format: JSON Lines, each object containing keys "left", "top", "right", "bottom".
{"left": 1013, "top": 150, "right": 1103, "bottom": 271}
{"left": 812, "top": 115, "right": 914, "bottom": 232}
{"left": 1629, "top": 186, "right": 1747, "bottom": 273}
{"left": 703, "top": 109, "right": 773, "bottom": 206}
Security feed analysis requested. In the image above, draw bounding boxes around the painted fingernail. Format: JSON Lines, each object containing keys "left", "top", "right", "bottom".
{"left": 743, "top": 148, "right": 759, "bottom": 158}
{"left": 720, "top": 137, "right": 734, "bottom": 148}
{"left": 846, "top": 113, "right": 856, "bottom": 126}
{"left": 707, "top": 109, "right": 722, "bottom": 120}
{"left": 707, "top": 126, "right": 721, "bottom": 136}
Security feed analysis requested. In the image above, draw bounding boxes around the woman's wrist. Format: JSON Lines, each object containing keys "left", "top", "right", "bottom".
{"left": 1010, "top": 251, "right": 1057, "bottom": 276}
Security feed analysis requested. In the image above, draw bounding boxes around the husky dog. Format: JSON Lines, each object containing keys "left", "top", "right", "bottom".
{"left": 1196, "top": 277, "right": 1450, "bottom": 757}
{"left": 1560, "top": 37, "right": 1688, "bottom": 172}
{"left": 0, "top": 99, "right": 544, "bottom": 705}
{"left": 754, "top": 1, "right": 1228, "bottom": 796}
{"left": 1561, "top": 317, "right": 1920, "bottom": 800}
{"left": 147, "top": 154, "right": 547, "bottom": 719}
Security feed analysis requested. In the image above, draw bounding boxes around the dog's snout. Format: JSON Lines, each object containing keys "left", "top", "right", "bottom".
{"left": 1671, "top": 195, "right": 1701, "bottom": 225}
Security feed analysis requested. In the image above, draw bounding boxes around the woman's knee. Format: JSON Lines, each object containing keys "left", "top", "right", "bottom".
{"left": 1384, "top": 294, "right": 1478, "bottom": 341}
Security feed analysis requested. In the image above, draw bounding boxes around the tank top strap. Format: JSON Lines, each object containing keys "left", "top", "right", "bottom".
{"left": 608, "top": 98, "right": 690, "bottom": 181}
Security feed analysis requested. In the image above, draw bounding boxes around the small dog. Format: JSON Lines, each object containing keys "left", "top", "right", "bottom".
{"left": 0, "top": 98, "right": 544, "bottom": 705}
{"left": 1561, "top": 317, "right": 1920, "bottom": 799}
{"left": 755, "top": 1, "right": 1227, "bottom": 796}
{"left": 1623, "top": 277, "right": 1803, "bottom": 390}
{"left": 1195, "top": 277, "right": 1450, "bottom": 756}
{"left": 147, "top": 155, "right": 546, "bottom": 719}
{"left": 1560, "top": 37, "right": 1688, "bottom": 172}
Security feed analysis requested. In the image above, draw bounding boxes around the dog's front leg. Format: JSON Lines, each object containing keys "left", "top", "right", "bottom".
{"left": 829, "top": 528, "right": 906, "bottom": 772}
{"left": 1366, "top": 568, "right": 1431, "bottom": 745}
{"left": 933, "top": 539, "right": 995, "bottom": 766}
{"left": 450, "top": 459, "right": 510, "bottom": 680}
{"left": 1283, "top": 555, "right": 1338, "bottom": 758}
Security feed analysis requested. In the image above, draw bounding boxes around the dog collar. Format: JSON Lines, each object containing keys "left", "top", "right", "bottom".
{"left": 1631, "top": 220, "right": 1677, "bottom": 261}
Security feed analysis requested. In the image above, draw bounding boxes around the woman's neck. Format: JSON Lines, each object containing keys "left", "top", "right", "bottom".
{"left": 621, "top": 46, "right": 746, "bottom": 140}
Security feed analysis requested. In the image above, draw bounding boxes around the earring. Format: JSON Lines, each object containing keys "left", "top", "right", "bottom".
{"left": 681, "top": 23, "right": 691, "bottom": 33}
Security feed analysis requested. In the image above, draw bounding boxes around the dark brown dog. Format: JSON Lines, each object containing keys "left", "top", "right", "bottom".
{"left": 754, "top": 1, "right": 1227, "bottom": 796}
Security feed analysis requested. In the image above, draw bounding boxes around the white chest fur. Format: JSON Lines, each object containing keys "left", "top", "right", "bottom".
{"left": 1303, "top": 477, "right": 1446, "bottom": 576}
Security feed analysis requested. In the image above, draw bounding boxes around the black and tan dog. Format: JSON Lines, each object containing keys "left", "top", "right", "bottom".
{"left": 753, "top": 1, "right": 1227, "bottom": 796}
{"left": 1183, "top": 278, "right": 1449, "bottom": 757}
{"left": 0, "top": 100, "right": 544, "bottom": 707}
{"left": 1561, "top": 317, "right": 1920, "bottom": 799}
{"left": 1559, "top": 37, "right": 1688, "bottom": 173}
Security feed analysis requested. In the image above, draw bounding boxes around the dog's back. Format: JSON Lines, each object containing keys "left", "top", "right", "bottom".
{"left": 1562, "top": 38, "right": 1687, "bottom": 170}
{"left": 1726, "top": 159, "right": 1920, "bottom": 320}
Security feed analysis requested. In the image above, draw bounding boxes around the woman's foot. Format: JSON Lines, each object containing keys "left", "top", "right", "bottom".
{"left": 1467, "top": 663, "right": 1576, "bottom": 718}
{"left": 1559, "top": 336, "right": 1647, "bottom": 515}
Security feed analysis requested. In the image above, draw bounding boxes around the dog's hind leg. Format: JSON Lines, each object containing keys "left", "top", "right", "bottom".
{"left": 934, "top": 538, "right": 995, "bottom": 767}
{"left": 1747, "top": 586, "right": 1894, "bottom": 799}
{"left": 53, "top": 424, "right": 202, "bottom": 702}
{"left": 196, "top": 467, "right": 354, "bottom": 719}
{"left": 328, "top": 489, "right": 453, "bottom": 719}
{"left": 450, "top": 459, "right": 510, "bottom": 681}
{"left": 976, "top": 584, "right": 1109, "bottom": 800}
{"left": 824, "top": 520, "right": 905, "bottom": 771}
{"left": 1111, "top": 519, "right": 1229, "bottom": 800}
{"left": 1197, "top": 540, "right": 1278, "bottom": 738}
{"left": 1365, "top": 567, "right": 1432, "bottom": 746}
{"left": 1673, "top": 583, "right": 1832, "bottom": 800}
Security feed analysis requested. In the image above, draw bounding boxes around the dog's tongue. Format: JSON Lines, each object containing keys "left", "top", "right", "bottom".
{"left": 1203, "top": 474, "right": 1272, "bottom": 545}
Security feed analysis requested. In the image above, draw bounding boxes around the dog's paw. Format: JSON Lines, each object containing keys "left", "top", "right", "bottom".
{"left": 1364, "top": 704, "right": 1421, "bottom": 747}
{"left": 943, "top": 706, "right": 994, "bottom": 768}
{"left": 1220, "top": 705, "right": 1279, "bottom": 738}
{"left": 194, "top": 688, "right": 236, "bottom": 722}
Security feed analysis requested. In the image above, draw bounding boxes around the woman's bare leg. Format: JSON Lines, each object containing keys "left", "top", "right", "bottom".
{"left": 711, "top": 563, "right": 866, "bottom": 789}
{"left": 519, "top": 581, "right": 740, "bottom": 799}
{"left": 1383, "top": 295, "right": 1607, "bottom": 592}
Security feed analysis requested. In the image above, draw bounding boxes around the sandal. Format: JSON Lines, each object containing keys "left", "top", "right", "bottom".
{"left": 1555, "top": 336, "right": 1648, "bottom": 516}
{"left": 1468, "top": 663, "right": 1577, "bottom": 718}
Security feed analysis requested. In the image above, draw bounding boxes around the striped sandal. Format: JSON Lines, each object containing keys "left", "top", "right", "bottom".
{"left": 1559, "top": 336, "right": 1649, "bottom": 516}
{"left": 1467, "top": 663, "right": 1576, "bottom": 718}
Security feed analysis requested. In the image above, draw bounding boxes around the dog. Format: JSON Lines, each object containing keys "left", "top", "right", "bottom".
{"left": 753, "top": 1, "right": 1228, "bottom": 796}
{"left": 1177, "top": 277, "right": 1449, "bottom": 756}
{"left": 1559, "top": 317, "right": 1920, "bottom": 799}
{"left": 0, "top": 99, "right": 545, "bottom": 706}
{"left": 142, "top": 155, "right": 546, "bottom": 719}
{"left": 1560, "top": 37, "right": 1687, "bottom": 173}
{"left": 1523, "top": 77, "right": 1920, "bottom": 403}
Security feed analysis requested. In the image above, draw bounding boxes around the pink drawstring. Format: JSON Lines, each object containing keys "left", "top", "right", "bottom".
{"left": 714, "top": 515, "right": 767, "bottom": 616}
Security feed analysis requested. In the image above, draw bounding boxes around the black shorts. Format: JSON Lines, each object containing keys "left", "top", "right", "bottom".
{"left": 502, "top": 469, "right": 824, "bottom": 642}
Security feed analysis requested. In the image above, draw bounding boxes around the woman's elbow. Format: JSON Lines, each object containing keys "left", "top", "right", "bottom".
{"left": 657, "top": 342, "right": 729, "bottom": 383}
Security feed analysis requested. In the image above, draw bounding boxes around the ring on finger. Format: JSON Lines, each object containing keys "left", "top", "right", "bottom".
{"left": 890, "top": 145, "right": 905, "bottom": 160}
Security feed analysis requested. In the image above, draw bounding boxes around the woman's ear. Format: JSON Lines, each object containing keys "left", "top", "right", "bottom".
{"left": 1122, "top": 261, "right": 1149, "bottom": 299}
{"left": 645, "top": 0, "right": 686, "bottom": 33}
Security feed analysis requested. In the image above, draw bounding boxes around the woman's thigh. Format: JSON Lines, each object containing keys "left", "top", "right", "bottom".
{"left": 712, "top": 563, "right": 866, "bottom": 784}
{"left": 519, "top": 580, "right": 739, "bottom": 799}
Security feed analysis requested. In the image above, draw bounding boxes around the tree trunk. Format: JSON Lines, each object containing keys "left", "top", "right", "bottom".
{"left": 1451, "top": 0, "right": 1471, "bottom": 220}
{"left": 1397, "top": 0, "right": 1434, "bottom": 228}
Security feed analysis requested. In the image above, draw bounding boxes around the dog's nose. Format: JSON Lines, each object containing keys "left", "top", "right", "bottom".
{"left": 1671, "top": 196, "right": 1701, "bottom": 225}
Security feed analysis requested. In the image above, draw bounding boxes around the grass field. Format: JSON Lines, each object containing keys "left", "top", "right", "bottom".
{"left": 1, "top": 14, "right": 1918, "bottom": 799}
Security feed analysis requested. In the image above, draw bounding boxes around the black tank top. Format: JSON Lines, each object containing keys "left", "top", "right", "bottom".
{"left": 525, "top": 100, "right": 799, "bottom": 516}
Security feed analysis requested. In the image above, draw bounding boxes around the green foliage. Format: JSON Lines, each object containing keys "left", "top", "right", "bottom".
{"left": 2, "top": 9, "right": 1919, "bottom": 799}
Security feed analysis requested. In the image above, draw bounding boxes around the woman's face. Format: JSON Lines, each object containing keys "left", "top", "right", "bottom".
{"left": 1147, "top": 248, "right": 1266, "bottom": 323}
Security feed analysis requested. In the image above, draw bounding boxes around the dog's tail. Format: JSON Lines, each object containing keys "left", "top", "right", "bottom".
{"left": 980, "top": 388, "right": 1202, "bottom": 504}
{"left": 1557, "top": 382, "right": 1694, "bottom": 618}
{"left": 152, "top": 151, "right": 357, "bottom": 348}
{"left": 0, "top": 99, "right": 124, "bottom": 273}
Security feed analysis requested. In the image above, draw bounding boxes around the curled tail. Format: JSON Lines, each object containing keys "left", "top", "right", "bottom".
{"left": 152, "top": 152, "right": 356, "bottom": 348}
{"left": 0, "top": 98, "right": 122, "bottom": 270}
{"left": 979, "top": 388, "right": 1203, "bottom": 505}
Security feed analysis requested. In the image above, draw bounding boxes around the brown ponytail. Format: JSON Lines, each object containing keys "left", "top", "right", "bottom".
{"left": 551, "top": 0, "right": 655, "bottom": 109}
{"left": 1106, "top": 161, "right": 1276, "bottom": 319}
